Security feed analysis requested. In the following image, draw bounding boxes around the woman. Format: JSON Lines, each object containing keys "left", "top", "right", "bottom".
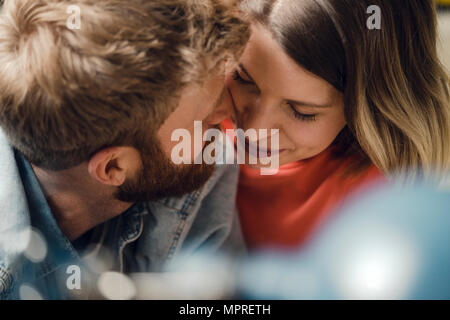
{"left": 224, "top": 0, "right": 450, "bottom": 249}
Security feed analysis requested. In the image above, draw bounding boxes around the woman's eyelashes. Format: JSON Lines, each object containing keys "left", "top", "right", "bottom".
{"left": 288, "top": 103, "right": 317, "bottom": 122}
{"left": 232, "top": 69, "right": 317, "bottom": 122}
{"left": 232, "top": 69, "right": 254, "bottom": 85}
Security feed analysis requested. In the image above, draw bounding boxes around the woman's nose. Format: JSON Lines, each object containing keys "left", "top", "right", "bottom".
{"left": 240, "top": 98, "right": 277, "bottom": 132}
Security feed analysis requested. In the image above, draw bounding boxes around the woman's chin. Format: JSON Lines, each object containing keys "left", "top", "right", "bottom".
{"left": 244, "top": 157, "right": 288, "bottom": 169}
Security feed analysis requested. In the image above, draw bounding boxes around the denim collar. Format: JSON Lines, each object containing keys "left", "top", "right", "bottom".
{"left": 14, "top": 150, "right": 82, "bottom": 280}
{"left": 14, "top": 151, "right": 153, "bottom": 277}
{"left": 156, "top": 163, "right": 227, "bottom": 215}
{"left": 13, "top": 151, "right": 155, "bottom": 299}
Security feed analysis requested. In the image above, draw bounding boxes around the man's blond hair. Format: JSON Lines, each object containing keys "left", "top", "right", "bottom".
{"left": 0, "top": 0, "right": 248, "bottom": 170}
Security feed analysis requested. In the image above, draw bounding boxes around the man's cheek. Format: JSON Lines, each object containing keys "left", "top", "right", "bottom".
{"left": 163, "top": 126, "right": 198, "bottom": 165}
{"left": 159, "top": 140, "right": 175, "bottom": 159}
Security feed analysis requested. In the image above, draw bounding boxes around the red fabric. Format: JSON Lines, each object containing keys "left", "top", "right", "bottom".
{"left": 237, "top": 146, "right": 387, "bottom": 249}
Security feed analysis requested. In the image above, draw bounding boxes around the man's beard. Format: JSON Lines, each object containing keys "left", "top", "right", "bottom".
{"left": 115, "top": 136, "right": 215, "bottom": 203}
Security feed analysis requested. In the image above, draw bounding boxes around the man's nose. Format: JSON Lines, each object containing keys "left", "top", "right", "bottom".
{"left": 205, "top": 88, "right": 234, "bottom": 126}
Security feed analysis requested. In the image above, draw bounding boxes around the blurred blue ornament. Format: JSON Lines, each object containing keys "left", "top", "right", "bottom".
{"left": 238, "top": 184, "right": 450, "bottom": 299}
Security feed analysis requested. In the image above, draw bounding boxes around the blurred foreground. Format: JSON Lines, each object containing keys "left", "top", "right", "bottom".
{"left": 85, "top": 183, "right": 450, "bottom": 300}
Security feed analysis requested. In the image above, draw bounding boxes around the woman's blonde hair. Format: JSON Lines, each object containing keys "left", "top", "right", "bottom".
{"left": 241, "top": 0, "right": 450, "bottom": 182}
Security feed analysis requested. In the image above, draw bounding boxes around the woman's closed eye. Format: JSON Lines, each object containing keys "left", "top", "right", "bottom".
{"left": 288, "top": 103, "right": 317, "bottom": 122}
{"left": 232, "top": 67, "right": 317, "bottom": 122}
{"left": 232, "top": 69, "right": 254, "bottom": 85}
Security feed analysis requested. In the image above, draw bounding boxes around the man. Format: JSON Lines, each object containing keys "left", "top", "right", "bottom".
{"left": 0, "top": 0, "right": 249, "bottom": 299}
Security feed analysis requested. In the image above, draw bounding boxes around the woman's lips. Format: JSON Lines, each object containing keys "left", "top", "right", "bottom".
{"left": 234, "top": 137, "right": 285, "bottom": 158}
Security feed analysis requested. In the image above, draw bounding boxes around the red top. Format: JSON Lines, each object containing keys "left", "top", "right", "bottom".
{"left": 237, "top": 146, "right": 387, "bottom": 249}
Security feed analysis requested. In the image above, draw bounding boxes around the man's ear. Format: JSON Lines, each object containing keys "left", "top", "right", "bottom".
{"left": 87, "top": 146, "right": 141, "bottom": 186}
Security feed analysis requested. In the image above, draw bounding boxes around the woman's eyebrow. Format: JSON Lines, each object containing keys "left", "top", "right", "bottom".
{"left": 240, "top": 63, "right": 331, "bottom": 108}
{"left": 287, "top": 99, "right": 332, "bottom": 109}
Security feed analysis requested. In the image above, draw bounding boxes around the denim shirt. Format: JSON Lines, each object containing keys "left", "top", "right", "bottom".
{"left": 0, "top": 130, "right": 243, "bottom": 299}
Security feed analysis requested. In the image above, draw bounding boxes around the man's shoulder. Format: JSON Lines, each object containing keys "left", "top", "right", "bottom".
{"left": 202, "top": 163, "right": 240, "bottom": 200}
{"left": 0, "top": 130, "right": 32, "bottom": 240}
{"left": 0, "top": 130, "right": 34, "bottom": 299}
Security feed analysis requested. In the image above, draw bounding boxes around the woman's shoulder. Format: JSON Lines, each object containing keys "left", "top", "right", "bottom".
{"left": 331, "top": 151, "right": 387, "bottom": 201}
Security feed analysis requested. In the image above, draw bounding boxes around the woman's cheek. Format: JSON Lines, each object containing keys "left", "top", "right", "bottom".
{"left": 287, "top": 123, "right": 327, "bottom": 155}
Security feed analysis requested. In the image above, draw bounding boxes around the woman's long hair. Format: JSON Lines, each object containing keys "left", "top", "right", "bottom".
{"left": 240, "top": 0, "right": 450, "bottom": 182}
